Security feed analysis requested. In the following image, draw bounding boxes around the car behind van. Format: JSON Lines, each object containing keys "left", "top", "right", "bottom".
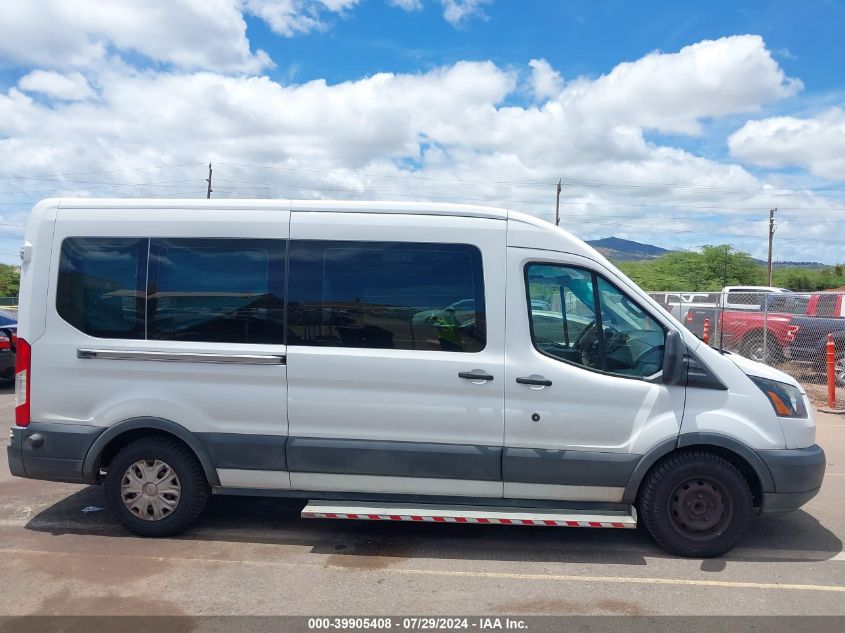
{"left": 7, "top": 199, "right": 825, "bottom": 557}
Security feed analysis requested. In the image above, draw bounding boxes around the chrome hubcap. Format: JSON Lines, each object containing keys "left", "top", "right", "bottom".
{"left": 121, "top": 459, "right": 181, "bottom": 521}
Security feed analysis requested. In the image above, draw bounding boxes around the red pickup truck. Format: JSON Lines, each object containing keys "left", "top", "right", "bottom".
{"left": 685, "top": 293, "right": 845, "bottom": 364}
{"left": 714, "top": 309, "right": 800, "bottom": 363}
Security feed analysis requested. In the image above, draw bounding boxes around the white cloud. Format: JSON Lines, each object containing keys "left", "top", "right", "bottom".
{"left": 564, "top": 35, "right": 802, "bottom": 135}
{"left": 243, "top": 0, "right": 360, "bottom": 37}
{"left": 440, "top": 0, "right": 491, "bottom": 26}
{"left": 0, "top": 0, "right": 271, "bottom": 72}
{"left": 728, "top": 108, "right": 845, "bottom": 181}
{"left": 0, "top": 34, "right": 838, "bottom": 264}
{"left": 388, "top": 0, "right": 424, "bottom": 10}
{"left": 528, "top": 59, "right": 562, "bottom": 101}
{"left": 18, "top": 71, "right": 95, "bottom": 101}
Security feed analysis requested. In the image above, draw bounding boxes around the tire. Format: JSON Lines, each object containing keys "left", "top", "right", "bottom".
{"left": 639, "top": 451, "right": 753, "bottom": 558}
{"left": 836, "top": 352, "right": 845, "bottom": 388}
{"left": 741, "top": 333, "right": 781, "bottom": 364}
{"left": 104, "top": 436, "right": 209, "bottom": 537}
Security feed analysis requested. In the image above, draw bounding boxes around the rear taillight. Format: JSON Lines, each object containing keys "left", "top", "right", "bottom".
{"left": 685, "top": 311, "right": 693, "bottom": 323}
{"left": 15, "top": 338, "right": 30, "bottom": 427}
{"left": 0, "top": 334, "right": 8, "bottom": 350}
{"left": 786, "top": 325, "right": 800, "bottom": 343}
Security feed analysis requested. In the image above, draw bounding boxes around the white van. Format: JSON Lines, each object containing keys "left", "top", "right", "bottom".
{"left": 7, "top": 199, "right": 825, "bottom": 557}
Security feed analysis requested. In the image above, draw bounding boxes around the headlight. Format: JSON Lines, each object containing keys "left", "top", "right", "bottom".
{"left": 750, "top": 376, "right": 808, "bottom": 419}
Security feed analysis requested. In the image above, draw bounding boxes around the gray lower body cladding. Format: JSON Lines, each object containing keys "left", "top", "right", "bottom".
{"left": 8, "top": 421, "right": 825, "bottom": 516}
{"left": 8, "top": 422, "right": 104, "bottom": 484}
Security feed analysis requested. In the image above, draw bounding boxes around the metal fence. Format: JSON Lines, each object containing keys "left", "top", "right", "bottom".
{"left": 648, "top": 290, "right": 845, "bottom": 406}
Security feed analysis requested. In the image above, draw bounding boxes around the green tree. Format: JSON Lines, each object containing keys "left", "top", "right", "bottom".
{"left": 617, "top": 245, "right": 765, "bottom": 291}
{"left": 0, "top": 264, "right": 19, "bottom": 298}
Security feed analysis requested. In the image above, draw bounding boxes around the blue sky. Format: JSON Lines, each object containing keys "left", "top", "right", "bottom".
{"left": 0, "top": 0, "right": 844, "bottom": 266}
{"left": 249, "top": 1, "right": 843, "bottom": 93}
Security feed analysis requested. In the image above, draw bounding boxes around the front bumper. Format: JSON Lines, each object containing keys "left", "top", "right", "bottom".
{"left": 757, "top": 444, "right": 826, "bottom": 514}
{"left": 7, "top": 422, "right": 105, "bottom": 484}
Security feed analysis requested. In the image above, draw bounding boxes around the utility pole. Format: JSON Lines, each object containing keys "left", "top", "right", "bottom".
{"left": 555, "top": 179, "right": 561, "bottom": 226}
{"left": 767, "top": 208, "right": 776, "bottom": 285}
{"left": 206, "top": 163, "right": 213, "bottom": 199}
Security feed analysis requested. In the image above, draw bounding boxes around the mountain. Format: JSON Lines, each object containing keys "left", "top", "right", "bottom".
{"left": 586, "top": 236, "right": 826, "bottom": 268}
{"left": 586, "top": 237, "right": 673, "bottom": 261}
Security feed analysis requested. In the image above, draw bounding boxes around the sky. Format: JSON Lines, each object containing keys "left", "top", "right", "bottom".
{"left": 1, "top": 0, "right": 845, "bottom": 267}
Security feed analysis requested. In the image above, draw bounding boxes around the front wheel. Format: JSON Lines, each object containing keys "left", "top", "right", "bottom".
{"left": 104, "top": 436, "right": 209, "bottom": 537}
{"left": 639, "top": 451, "right": 753, "bottom": 558}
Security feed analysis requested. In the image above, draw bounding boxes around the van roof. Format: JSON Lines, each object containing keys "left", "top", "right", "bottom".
{"left": 51, "top": 198, "right": 509, "bottom": 220}
{"left": 36, "top": 197, "right": 610, "bottom": 270}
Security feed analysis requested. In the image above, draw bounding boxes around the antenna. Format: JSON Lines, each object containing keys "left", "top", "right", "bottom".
{"left": 206, "top": 163, "right": 213, "bottom": 199}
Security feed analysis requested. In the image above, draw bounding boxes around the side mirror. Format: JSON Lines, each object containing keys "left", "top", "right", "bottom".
{"left": 662, "top": 330, "right": 685, "bottom": 385}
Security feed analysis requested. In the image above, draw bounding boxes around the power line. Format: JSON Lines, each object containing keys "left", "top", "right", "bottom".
{"left": 0, "top": 162, "right": 206, "bottom": 179}
{"left": 215, "top": 161, "right": 845, "bottom": 195}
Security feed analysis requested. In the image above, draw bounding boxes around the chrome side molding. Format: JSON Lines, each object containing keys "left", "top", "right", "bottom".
{"left": 77, "top": 348, "right": 286, "bottom": 365}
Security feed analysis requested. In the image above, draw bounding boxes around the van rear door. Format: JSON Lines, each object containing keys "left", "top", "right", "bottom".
{"left": 40, "top": 204, "right": 290, "bottom": 489}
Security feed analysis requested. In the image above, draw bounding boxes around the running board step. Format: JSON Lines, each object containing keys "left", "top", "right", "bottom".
{"left": 302, "top": 501, "right": 637, "bottom": 528}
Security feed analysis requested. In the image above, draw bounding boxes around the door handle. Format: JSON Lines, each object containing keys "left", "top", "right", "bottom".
{"left": 516, "top": 376, "right": 552, "bottom": 387}
{"left": 458, "top": 370, "right": 494, "bottom": 381}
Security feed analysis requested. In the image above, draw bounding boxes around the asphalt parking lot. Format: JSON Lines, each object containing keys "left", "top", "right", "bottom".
{"left": 0, "top": 384, "right": 843, "bottom": 618}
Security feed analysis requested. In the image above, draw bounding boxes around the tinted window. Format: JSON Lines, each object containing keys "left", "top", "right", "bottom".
{"left": 727, "top": 291, "right": 762, "bottom": 308}
{"left": 596, "top": 277, "right": 665, "bottom": 377}
{"left": 57, "top": 238, "right": 147, "bottom": 339}
{"left": 817, "top": 295, "right": 836, "bottom": 317}
{"left": 287, "top": 241, "right": 485, "bottom": 352}
{"left": 768, "top": 296, "right": 788, "bottom": 312}
{"left": 147, "top": 239, "right": 285, "bottom": 344}
{"left": 526, "top": 264, "right": 599, "bottom": 368}
{"left": 0, "top": 310, "right": 16, "bottom": 326}
{"left": 526, "top": 263, "right": 665, "bottom": 378}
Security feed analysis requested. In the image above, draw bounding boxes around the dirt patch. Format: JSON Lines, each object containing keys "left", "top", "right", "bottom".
{"left": 497, "top": 597, "right": 650, "bottom": 615}
{"left": 803, "top": 381, "right": 845, "bottom": 410}
{"left": 28, "top": 588, "right": 188, "bottom": 618}
{"left": 17, "top": 548, "right": 174, "bottom": 587}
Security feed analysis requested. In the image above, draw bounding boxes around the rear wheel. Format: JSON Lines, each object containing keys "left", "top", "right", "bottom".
{"left": 104, "top": 436, "right": 209, "bottom": 537}
{"left": 741, "top": 333, "right": 781, "bottom": 364}
{"left": 639, "top": 451, "right": 753, "bottom": 558}
{"left": 836, "top": 352, "right": 845, "bottom": 387}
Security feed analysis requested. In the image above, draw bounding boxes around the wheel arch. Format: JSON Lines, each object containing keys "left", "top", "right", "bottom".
{"left": 82, "top": 417, "right": 220, "bottom": 486}
{"left": 623, "top": 433, "right": 774, "bottom": 507}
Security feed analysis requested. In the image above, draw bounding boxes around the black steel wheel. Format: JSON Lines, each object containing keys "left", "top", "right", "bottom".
{"left": 639, "top": 451, "right": 753, "bottom": 557}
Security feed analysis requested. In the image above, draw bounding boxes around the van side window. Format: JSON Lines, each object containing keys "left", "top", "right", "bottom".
{"left": 147, "top": 239, "right": 286, "bottom": 344}
{"left": 287, "top": 240, "right": 486, "bottom": 352}
{"left": 526, "top": 263, "right": 665, "bottom": 378}
{"left": 56, "top": 238, "right": 148, "bottom": 339}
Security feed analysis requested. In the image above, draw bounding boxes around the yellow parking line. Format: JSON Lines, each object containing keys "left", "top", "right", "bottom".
{"left": 365, "top": 566, "right": 845, "bottom": 593}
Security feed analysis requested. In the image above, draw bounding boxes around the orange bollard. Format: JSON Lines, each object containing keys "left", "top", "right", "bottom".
{"left": 702, "top": 318, "right": 710, "bottom": 345}
{"left": 827, "top": 333, "right": 836, "bottom": 410}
